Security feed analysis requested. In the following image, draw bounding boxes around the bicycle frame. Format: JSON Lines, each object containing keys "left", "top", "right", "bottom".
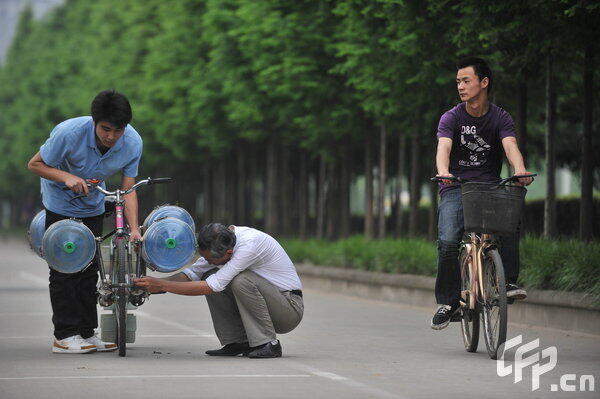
{"left": 462, "top": 233, "right": 496, "bottom": 310}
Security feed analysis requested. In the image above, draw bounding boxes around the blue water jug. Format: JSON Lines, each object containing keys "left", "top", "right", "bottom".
{"left": 28, "top": 210, "right": 46, "bottom": 258}
{"left": 42, "top": 219, "right": 97, "bottom": 274}
{"left": 142, "top": 205, "right": 195, "bottom": 232}
{"left": 142, "top": 217, "right": 197, "bottom": 273}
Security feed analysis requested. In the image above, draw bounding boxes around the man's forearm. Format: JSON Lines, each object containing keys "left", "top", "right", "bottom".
{"left": 162, "top": 280, "right": 214, "bottom": 296}
{"left": 124, "top": 191, "right": 140, "bottom": 232}
{"left": 503, "top": 138, "right": 528, "bottom": 173}
{"left": 28, "top": 159, "right": 70, "bottom": 183}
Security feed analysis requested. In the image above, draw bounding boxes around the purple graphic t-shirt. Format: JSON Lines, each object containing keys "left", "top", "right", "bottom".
{"left": 436, "top": 102, "right": 516, "bottom": 195}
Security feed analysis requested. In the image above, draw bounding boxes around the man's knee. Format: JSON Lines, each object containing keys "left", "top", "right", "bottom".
{"left": 230, "top": 271, "right": 255, "bottom": 293}
{"left": 438, "top": 240, "right": 460, "bottom": 260}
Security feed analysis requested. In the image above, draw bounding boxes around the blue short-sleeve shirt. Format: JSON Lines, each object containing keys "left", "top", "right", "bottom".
{"left": 39, "top": 116, "right": 143, "bottom": 217}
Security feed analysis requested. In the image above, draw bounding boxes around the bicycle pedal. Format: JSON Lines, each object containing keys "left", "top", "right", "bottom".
{"left": 450, "top": 313, "right": 462, "bottom": 322}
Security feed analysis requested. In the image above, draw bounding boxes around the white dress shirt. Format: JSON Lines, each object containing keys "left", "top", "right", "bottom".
{"left": 183, "top": 226, "right": 303, "bottom": 293}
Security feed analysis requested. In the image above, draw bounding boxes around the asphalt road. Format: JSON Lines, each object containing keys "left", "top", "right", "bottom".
{"left": 0, "top": 237, "right": 598, "bottom": 399}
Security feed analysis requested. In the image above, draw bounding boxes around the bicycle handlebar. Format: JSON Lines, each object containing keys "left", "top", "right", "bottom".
{"left": 430, "top": 174, "right": 537, "bottom": 185}
{"left": 63, "top": 177, "right": 172, "bottom": 202}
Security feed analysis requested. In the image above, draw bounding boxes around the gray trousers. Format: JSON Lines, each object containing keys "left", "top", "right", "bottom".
{"left": 202, "top": 269, "right": 304, "bottom": 347}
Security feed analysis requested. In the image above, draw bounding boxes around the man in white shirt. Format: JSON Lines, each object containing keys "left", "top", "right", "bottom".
{"left": 134, "top": 223, "right": 304, "bottom": 358}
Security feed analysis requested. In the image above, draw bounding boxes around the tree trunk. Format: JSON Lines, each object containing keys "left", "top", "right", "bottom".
{"left": 517, "top": 73, "right": 528, "bottom": 161}
{"left": 395, "top": 135, "right": 406, "bottom": 237}
{"left": 544, "top": 53, "right": 557, "bottom": 238}
{"left": 236, "top": 145, "right": 246, "bottom": 224}
{"left": 378, "top": 124, "right": 387, "bottom": 238}
{"left": 408, "top": 131, "right": 422, "bottom": 237}
{"left": 316, "top": 154, "right": 326, "bottom": 239}
{"left": 203, "top": 162, "right": 213, "bottom": 222}
{"left": 298, "top": 151, "right": 308, "bottom": 239}
{"left": 280, "top": 145, "right": 291, "bottom": 236}
{"left": 580, "top": 45, "right": 594, "bottom": 240}
{"left": 246, "top": 143, "right": 256, "bottom": 226}
{"left": 340, "top": 140, "right": 351, "bottom": 238}
{"left": 364, "top": 132, "right": 374, "bottom": 239}
{"left": 265, "top": 137, "right": 278, "bottom": 234}
{"left": 326, "top": 160, "right": 338, "bottom": 240}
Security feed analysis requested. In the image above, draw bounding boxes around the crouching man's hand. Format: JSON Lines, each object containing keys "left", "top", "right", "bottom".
{"left": 134, "top": 276, "right": 165, "bottom": 294}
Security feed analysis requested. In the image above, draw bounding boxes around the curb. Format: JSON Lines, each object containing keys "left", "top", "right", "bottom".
{"left": 296, "top": 263, "right": 600, "bottom": 336}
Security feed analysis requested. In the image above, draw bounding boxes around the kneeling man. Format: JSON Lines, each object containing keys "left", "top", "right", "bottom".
{"left": 135, "top": 223, "right": 304, "bottom": 358}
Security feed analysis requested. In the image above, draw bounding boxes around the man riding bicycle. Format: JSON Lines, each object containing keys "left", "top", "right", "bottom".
{"left": 27, "top": 90, "right": 143, "bottom": 353}
{"left": 431, "top": 57, "right": 533, "bottom": 330}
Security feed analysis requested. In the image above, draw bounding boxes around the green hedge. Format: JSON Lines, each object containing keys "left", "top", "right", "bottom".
{"left": 281, "top": 236, "right": 600, "bottom": 302}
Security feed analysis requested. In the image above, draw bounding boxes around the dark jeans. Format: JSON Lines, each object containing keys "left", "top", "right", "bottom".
{"left": 45, "top": 209, "right": 103, "bottom": 340}
{"left": 434, "top": 188, "right": 520, "bottom": 306}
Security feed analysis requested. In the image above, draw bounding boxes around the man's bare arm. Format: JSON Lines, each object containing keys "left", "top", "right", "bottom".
{"left": 121, "top": 176, "right": 141, "bottom": 240}
{"left": 501, "top": 137, "right": 533, "bottom": 185}
{"left": 27, "top": 152, "right": 89, "bottom": 194}
{"left": 134, "top": 275, "right": 214, "bottom": 296}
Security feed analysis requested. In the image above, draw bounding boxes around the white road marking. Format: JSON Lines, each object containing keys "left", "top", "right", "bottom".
{"left": 0, "top": 374, "right": 311, "bottom": 381}
{"left": 131, "top": 312, "right": 408, "bottom": 399}
{"left": 18, "top": 271, "right": 48, "bottom": 288}
{"left": 0, "top": 334, "right": 213, "bottom": 339}
{"left": 0, "top": 313, "right": 49, "bottom": 317}
{"left": 285, "top": 360, "right": 409, "bottom": 399}
{"left": 134, "top": 310, "right": 214, "bottom": 337}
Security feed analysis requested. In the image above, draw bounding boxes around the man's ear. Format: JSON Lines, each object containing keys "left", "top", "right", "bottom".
{"left": 481, "top": 76, "right": 489, "bottom": 89}
{"left": 227, "top": 225, "right": 235, "bottom": 232}
{"left": 227, "top": 249, "right": 234, "bottom": 255}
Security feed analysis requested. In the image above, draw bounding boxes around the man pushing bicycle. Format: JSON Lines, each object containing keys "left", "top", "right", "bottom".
{"left": 431, "top": 57, "right": 533, "bottom": 330}
{"left": 27, "top": 90, "right": 143, "bottom": 353}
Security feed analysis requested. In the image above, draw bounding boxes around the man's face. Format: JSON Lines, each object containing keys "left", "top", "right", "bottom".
{"left": 199, "top": 249, "right": 233, "bottom": 265}
{"left": 95, "top": 121, "right": 125, "bottom": 148}
{"left": 456, "top": 66, "right": 488, "bottom": 102}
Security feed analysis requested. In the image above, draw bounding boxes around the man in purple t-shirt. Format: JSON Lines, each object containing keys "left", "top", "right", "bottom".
{"left": 431, "top": 57, "right": 533, "bottom": 330}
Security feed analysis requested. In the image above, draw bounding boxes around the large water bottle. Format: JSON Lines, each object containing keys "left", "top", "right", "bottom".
{"left": 142, "top": 217, "right": 197, "bottom": 273}
{"left": 142, "top": 205, "right": 195, "bottom": 232}
{"left": 42, "top": 219, "right": 97, "bottom": 274}
{"left": 27, "top": 210, "right": 46, "bottom": 258}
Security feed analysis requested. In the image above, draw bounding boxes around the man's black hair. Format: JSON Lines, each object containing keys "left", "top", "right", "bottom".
{"left": 197, "top": 223, "right": 237, "bottom": 258}
{"left": 91, "top": 90, "right": 132, "bottom": 128}
{"left": 457, "top": 57, "right": 493, "bottom": 94}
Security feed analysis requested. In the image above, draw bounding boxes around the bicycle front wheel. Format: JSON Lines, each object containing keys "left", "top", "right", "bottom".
{"left": 481, "top": 249, "right": 507, "bottom": 359}
{"left": 115, "top": 238, "right": 128, "bottom": 357}
{"left": 459, "top": 247, "right": 479, "bottom": 353}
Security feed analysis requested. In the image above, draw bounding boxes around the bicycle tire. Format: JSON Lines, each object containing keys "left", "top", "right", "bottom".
{"left": 481, "top": 249, "right": 507, "bottom": 359}
{"left": 115, "top": 238, "right": 128, "bottom": 357}
{"left": 459, "top": 248, "right": 479, "bottom": 353}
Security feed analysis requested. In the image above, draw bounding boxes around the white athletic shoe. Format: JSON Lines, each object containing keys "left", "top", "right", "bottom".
{"left": 84, "top": 334, "right": 118, "bottom": 352}
{"left": 52, "top": 335, "right": 96, "bottom": 354}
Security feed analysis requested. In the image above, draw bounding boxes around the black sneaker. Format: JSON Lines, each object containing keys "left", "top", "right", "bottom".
{"left": 247, "top": 340, "right": 282, "bottom": 358}
{"left": 506, "top": 284, "right": 527, "bottom": 300}
{"left": 431, "top": 304, "right": 459, "bottom": 330}
{"left": 205, "top": 342, "right": 251, "bottom": 356}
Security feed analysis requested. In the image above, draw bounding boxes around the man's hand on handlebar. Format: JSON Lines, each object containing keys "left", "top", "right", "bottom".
{"left": 513, "top": 170, "right": 534, "bottom": 187}
{"left": 64, "top": 175, "right": 89, "bottom": 195}
{"left": 435, "top": 173, "right": 457, "bottom": 186}
{"left": 130, "top": 230, "right": 142, "bottom": 243}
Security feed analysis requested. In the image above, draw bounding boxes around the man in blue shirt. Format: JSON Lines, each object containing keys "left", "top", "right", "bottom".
{"left": 28, "top": 90, "right": 143, "bottom": 353}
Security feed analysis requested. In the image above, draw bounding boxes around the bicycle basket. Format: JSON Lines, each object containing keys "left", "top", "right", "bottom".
{"left": 461, "top": 182, "right": 526, "bottom": 235}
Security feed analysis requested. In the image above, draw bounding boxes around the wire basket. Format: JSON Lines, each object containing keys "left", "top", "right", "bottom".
{"left": 461, "top": 182, "right": 526, "bottom": 235}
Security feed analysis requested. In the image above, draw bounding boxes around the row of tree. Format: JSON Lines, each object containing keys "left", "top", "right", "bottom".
{"left": 0, "top": 0, "right": 598, "bottom": 239}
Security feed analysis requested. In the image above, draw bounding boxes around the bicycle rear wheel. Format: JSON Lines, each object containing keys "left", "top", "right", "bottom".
{"left": 115, "top": 238, "right": 128, "bottom": 357}
{"left": 481, "top": 249, "right": 507, "bottom": 359}
{"left": 459, "top": 248, "right": 479, "bottom": 352}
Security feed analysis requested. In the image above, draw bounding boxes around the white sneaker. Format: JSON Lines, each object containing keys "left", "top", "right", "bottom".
{"left": 84, "top": 334, "right": 118, "bottom": 352}
{"left": 52, "top": 335, "right": 96, "bottom": 354}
